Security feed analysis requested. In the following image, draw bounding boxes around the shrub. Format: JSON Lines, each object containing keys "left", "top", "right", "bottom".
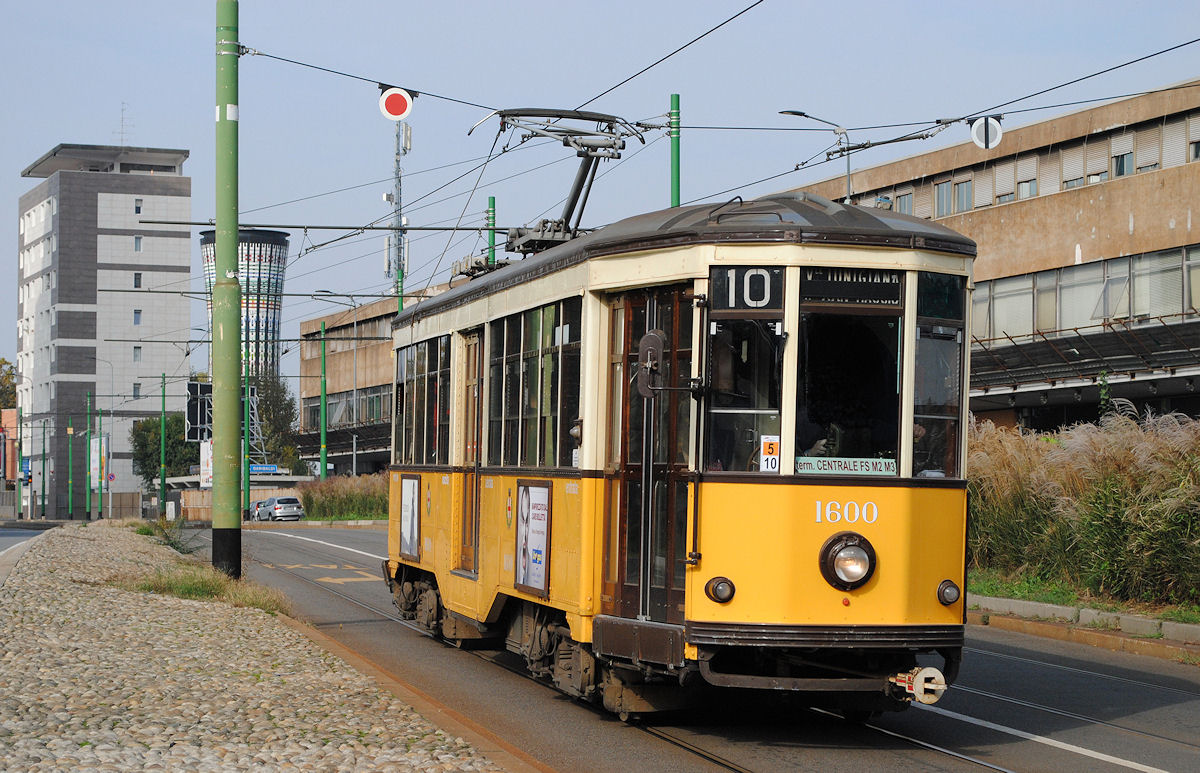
{"left": 969, "top": 413, "right": 1200, "bottom": 604}
{"left": 297, "top": 473, "right": 388, "bottom": 520}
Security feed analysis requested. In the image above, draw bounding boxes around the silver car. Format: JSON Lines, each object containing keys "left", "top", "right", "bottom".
{"left": 260, "top": 496, "right": 304, "bottom": 521}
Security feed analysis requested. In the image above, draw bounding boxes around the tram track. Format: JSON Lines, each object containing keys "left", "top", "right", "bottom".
{"left": 230, "top": 531, "right": 1012, "bottom": 773}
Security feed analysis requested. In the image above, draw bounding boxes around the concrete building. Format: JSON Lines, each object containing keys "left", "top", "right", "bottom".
{"left": 798, "top": 81, "right": 1200, "bottom": 428}
{"left": 296, "top": 296, "right": 398, "bottom": 476}
{"left": 199, "top": 229, "right": 289, "bottom": 377}
{"left": 17, "top": 144, "right": 191, "bottom": 517}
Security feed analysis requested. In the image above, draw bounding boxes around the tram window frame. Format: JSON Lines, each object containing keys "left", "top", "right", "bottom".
{"left": 486, "top": 297, "right": 584, "bottom": 470}
{"left": 705, "top": 266, "right": 785, "bottom": 474}
{"left": 913, "top": 272, "right": 966, "bottom": 479}
{"left": 392, "top": 334, "right": 450, "bottom": 466}
{"left": 793, "top": 267, "right": 905, "bottom": 478}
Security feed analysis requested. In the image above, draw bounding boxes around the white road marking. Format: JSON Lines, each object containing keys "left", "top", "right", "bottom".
{"left": 915, "top": 704, "right": 1170, "bottom": 772}
{"left": 257, "top": 530, "right": 387, "bottom": 562}
{"left": 1, "top": 539, "right": 31, "bottom": 557}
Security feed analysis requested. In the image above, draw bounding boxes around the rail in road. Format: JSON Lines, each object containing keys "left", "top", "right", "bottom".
{"left": 205, "top": 526, "right": 1200, "bottom": 773}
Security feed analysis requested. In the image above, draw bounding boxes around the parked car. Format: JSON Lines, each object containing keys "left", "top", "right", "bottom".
{"left": 248, "top": 500, "right": 265, "bottom": 521}
{"left": 259, "top": 496, "right": 304, "bottom": 521}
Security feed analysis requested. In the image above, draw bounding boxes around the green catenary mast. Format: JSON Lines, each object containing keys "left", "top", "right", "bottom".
{"left": 212, "top": 0, "right": 242, "bottom": 576}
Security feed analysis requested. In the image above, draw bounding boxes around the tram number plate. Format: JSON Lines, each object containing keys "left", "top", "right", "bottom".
{"left": 759, "top": 435, "right": 781, "bottom": 472}
{"left": 814, "top": 500, "right": 879, "bottom": 524}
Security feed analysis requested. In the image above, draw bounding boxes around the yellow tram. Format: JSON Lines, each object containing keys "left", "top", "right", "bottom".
{"left": 382, "top": 191, "right": 973, "bottom": 717}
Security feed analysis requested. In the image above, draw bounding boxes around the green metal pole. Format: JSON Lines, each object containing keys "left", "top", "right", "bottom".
{"left": 670, "top": 93, "right": 681, "bottom": 208}
{"left": 85, "top": 392, "right": 91, "bottom": 519}
{"left": 41, "top": 419, "right": 46, "bottom": 519}
{"left": 487, "top": 196, "right": 496, "bottom": 265}
{"left": 160, "top": 373, "right": 167, "bottom": 518}
{"left": 320, "top": 321, "right": 327, "bottom": 480}
{"left": 213, "top": 0, "right": 242, "bottom": 577}
{"left": 68, "top": 418, "right": 73, "bottom": 518}
{"left": 97, "top": 405, "right": 103, "bottom": 519}
{"left": 15, "top": 407, "right": 21, "bottom": 519}
{"left": 243, "top": 321, "right": 251, "bottom": 519}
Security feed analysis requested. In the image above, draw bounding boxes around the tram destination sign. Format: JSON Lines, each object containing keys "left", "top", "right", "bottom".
{"left": 800, "top": 268, "right": 902, "bottom": 306}
{"left": 710, "top": 266, "right": 784, "bottom": 312}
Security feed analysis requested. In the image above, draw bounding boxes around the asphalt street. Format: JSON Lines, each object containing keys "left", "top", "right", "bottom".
{"left": 198, "top": 525, "right": 1200, "bottom": 773}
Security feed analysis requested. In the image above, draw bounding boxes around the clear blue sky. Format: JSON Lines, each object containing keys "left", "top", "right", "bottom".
{"left": 5, "top": 1, "right": 1199, "bottom": 385}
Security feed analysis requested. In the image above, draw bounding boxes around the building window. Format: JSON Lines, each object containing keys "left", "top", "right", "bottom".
{"left": 1017, "top": 179, "right": 1038, "bottom": 199}
{"left": 1087, "top": 171, "right": 1109, "bottom": 184}
{"left": 1191, "top": 141, "right": 1200, "bottom": 162}
{"left": 134, "top": 198, "right": 143, "bottom": 214}
{"left": 934, "top": 181, "right": 952, "bottom": 217}
{"left": 894, "top": 192, "right": 912, "bottom": 215}
{"left": 1063, "top": 177, "right": 1084, "bottom": 189}
{"left": 1114, "top": 152, "right": 1133, "bottom": 177}
{"left": 133, "top": 309, "right": 142, "bottom": 325}
{"left": 133, "top": 383, "right": 141, "bottom": 399}
{"left": 134, "top": 235, "right": 143, "bottom": 252}
{"left": 133, "top": 272, "right": 142, "bottom": 288}
{"left": 133, "top": 345, "right": 142, "bottom": 362}
{"left": 953, "top": 180, "right": 972, "bottom": 213}
{"left": 1137, "top": 163, "right": 1159, "bottom": 173}
{"left": 996, "top": 192, "right": 1015, "bottom": 204}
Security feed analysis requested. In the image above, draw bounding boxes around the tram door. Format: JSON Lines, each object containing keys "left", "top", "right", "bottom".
{"left": 604, "top": 286, "right": 692, "bottom": 623}
{"left": 457, "top": 331, "right": 482, "bottom": 572}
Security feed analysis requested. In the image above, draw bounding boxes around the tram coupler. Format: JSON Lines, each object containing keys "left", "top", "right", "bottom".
{"left": 889, "top": 666, "right": 947, "bottom": 705}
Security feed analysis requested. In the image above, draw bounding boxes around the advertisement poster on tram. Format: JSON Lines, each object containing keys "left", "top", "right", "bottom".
{"left": 515, "top": 480, "right": 551, "bottom": 596}
{"left": 400, "top": 476, "right": 419, "bottom": 559}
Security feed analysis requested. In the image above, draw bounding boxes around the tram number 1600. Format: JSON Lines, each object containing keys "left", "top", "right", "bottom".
{"left": 814, "top": 500, "right": 879, "bottom": 524}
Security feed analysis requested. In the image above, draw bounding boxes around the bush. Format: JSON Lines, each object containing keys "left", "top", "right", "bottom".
{"left": 969, "top": 413, "right": 1200, "bottom": 604}
{"left": 297, "top": 473, "right": 388, "bottom": 520}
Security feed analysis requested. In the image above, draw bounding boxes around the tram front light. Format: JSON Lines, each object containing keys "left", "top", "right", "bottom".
{"left": 705, "top": 576, "right": 736, "bottom": 603}
{"left": 937, "top": 579, "right": 961, "bottom": 606}
{"left": 819, "top": 533, "right": 876, "bottom": 591}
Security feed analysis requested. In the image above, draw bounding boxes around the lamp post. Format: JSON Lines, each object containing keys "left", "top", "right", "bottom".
{"left": 314, "top": 290, "right": 360, "bottom": 475}
{"left": 780, "top": 110, "right": 852, "bottom": 203}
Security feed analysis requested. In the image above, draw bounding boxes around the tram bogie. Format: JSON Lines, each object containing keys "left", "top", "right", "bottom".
{"left": 382, "top": 192, "right": 974, "bottom": 715}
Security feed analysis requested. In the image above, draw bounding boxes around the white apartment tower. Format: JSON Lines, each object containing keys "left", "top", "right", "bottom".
{"left": 17, "top": 144, "right": 191, "bottom": 518}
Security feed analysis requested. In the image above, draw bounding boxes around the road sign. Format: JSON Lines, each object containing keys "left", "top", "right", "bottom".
{"left": 249, "top": 464, "right": 278, "bottom": 475}
{"left": 107, "top": 473, "right": 115, "bottom": 482}
{"left": 379, "top": 87, "right": 413, "bottom": 121}
{"left": 970, "top": 116, "right": 1003, "bottom": 149}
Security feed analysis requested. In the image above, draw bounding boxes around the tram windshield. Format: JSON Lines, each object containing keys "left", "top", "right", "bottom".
{"left": 795, "top": 313, "right": 900, "bottom": 476}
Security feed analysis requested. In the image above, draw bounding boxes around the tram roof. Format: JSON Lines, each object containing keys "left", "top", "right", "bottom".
{"left": 396, "top": 192, "right": 975, "bottom": 327}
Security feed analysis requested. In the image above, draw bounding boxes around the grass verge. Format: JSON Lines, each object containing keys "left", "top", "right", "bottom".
{"left": 117, "top": 560, "right": 292, "bottom": 616}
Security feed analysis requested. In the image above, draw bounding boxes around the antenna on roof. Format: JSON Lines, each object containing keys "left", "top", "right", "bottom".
{"left": 114, "top": 102, "right": 134, "bottom": 148}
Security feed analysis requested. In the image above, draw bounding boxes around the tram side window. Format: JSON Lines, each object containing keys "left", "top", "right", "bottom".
{"left": 436, "top": 335, "right": 451, "bottom": 464}
{"left": 486, "top": 298, "right": 584, "bottom": 469}
{"left": 795, "top": 313, "right": 900, "bottom": 475}
{"left": 914, "top": 273, "right": 965, "bottom": 478}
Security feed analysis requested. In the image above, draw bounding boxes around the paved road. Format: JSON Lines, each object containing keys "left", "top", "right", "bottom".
{"left": 202, "top": 526, "right": 1200, "bottom": 773}
{"left": 0, "top": 528, "right": 39, "bottom": 556}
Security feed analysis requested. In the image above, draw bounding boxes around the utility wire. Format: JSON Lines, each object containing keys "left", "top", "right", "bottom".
{"left": 242, "top": 47, "right": 496, "bottom": 111}
{"left": 575, "top": 0, "right": 765, "bottom": 109}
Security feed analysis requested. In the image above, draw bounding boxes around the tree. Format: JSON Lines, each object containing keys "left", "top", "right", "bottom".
{"left": 252, "top": 373, "right": 306, "bottom": 474}
{"left": 0, "top": 358, "right": 15, "bottom": 409}
{"left": 129, "top": 414, "right": 199, "bottom": 489}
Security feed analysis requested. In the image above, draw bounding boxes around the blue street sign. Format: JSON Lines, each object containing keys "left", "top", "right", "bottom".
{"left": 21, "top": 457, "right": 30, "bottom": 474}
{"left": 249, "top": 464, "right": 279, "bottom": 475}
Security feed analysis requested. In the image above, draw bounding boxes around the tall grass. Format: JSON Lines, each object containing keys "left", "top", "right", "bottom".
{"left": 969, "top": 412, "right": 1200, "bottom": 604}
{"left": 297, "top": 473, "right": 388, "bottom": 520}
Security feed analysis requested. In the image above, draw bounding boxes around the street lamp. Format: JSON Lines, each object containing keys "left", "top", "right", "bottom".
{"left": 780, "top": 110, "right": 852, "bottom": 204}
{"left": 314, "top": 290, "right": 361, "bottom": 475}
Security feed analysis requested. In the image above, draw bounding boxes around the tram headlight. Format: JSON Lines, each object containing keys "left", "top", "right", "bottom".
{"left": 937, "top": 579, "right": 961, "bottom": 606}
{"left": 819, "top": 533, "right": 876, "bottom": 591}
{"left": 704, "top": 576, "right": 736, "bottom": 603}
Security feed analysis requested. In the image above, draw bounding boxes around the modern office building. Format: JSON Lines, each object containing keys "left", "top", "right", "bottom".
{"left": 199, "top": 229, "right": 289, "bottom": 377}
{"left": 797, "top": 81, "right": 1200, "bottom": 428}
{"left": 17, "top": 144, "right": 191, "bottom": 517}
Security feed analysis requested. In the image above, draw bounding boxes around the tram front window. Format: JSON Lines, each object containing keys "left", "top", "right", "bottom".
{"left": 795, "top": 313, "right": 900, "bottom": 476}
{"left": 706, "top": 319, "right": 782, "bottom": 472}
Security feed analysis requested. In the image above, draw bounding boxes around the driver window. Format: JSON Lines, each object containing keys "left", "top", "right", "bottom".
{"left": 706, "top": 319, "right": 783, "bottom": 471}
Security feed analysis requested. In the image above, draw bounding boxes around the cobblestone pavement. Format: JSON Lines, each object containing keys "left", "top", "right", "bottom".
{"left": 0, "top": 522, "right": 504, "bottom": 772}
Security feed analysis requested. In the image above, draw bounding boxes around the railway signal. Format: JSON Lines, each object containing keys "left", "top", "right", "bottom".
{"left": 379, "top": 87, "right": 413, "bottom": 121}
